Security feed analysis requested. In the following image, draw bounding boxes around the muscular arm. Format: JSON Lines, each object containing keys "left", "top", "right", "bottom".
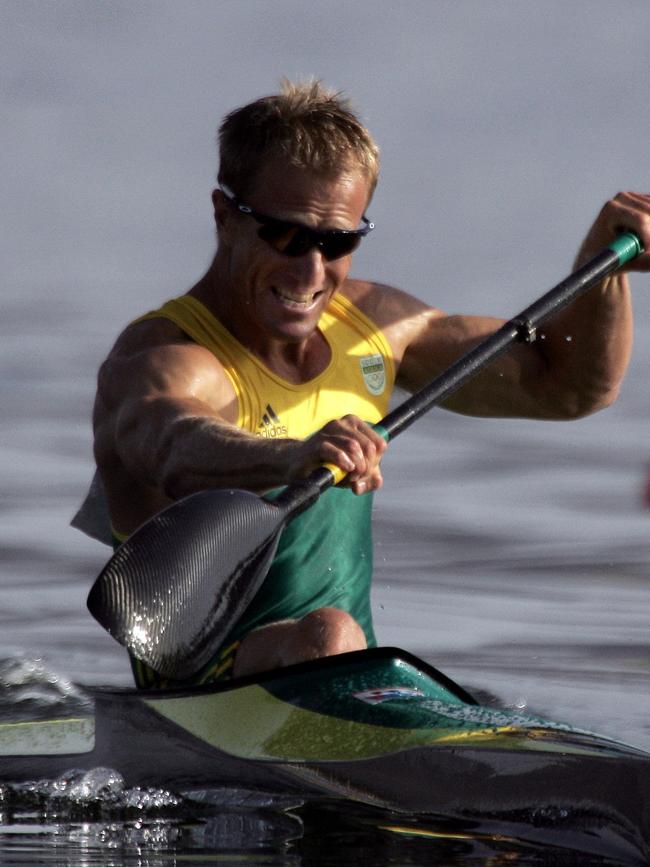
{"left": 349, "top": 192, "right": 650, "bottom": 420}
{"left": 94, "top": 320, "right": 385, "bottom": 533}
{"left": 95, "top": 341, "right": 296, "bottom": 496}
{"left": 395, "top": 275, "right": 631, "bottom": 420}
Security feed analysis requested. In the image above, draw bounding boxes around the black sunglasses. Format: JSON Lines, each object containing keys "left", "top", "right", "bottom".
{"left": 220, "top": 184, "right": 374, "bottom": 261}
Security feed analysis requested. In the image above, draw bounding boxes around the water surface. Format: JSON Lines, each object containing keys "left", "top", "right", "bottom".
{"left": 3, "top": 2, "right": 650, "bottom": 863}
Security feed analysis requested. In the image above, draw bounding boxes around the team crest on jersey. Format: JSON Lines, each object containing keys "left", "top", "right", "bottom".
{"left": 359, "top": 354, "right": 386, "bottom": 396}
{"left": 257, "top": 404, "right": 288, "bottom": 438}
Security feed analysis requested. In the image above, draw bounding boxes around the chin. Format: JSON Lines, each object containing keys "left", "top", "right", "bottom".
{"left": 271, "top": 323, "right": 317, "bottom": 343}
{"left": 265, "top": 309, "right": 324, "bottom": 343}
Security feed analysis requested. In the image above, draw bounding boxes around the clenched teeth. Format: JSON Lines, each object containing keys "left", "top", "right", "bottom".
{"left": 272, "top": 287, "right": 318, "bottom": 306}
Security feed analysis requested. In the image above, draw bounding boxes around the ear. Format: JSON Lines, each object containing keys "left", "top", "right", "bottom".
{"left": 212, "top": 188, "right": 236, "bottom": 246}
{"left": 212, "top": 188, "right": 228, "bottom": 228}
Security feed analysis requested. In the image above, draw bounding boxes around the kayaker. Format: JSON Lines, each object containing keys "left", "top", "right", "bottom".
{"left": 80, "top": 79, "right": 650, "bottom": 687}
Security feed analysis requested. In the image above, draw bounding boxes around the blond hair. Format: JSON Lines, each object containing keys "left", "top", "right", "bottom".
{"left": 218, "top": 79, "right": 380, "bottom": 199}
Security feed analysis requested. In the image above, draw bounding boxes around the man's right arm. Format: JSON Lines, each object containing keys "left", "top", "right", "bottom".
{"left": 93, "top": 324, "right": 386, "bottom": 530}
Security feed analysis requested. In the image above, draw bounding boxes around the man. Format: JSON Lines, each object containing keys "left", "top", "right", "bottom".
{"left": 89, "top": 80, "right": 649, "bottom": 687}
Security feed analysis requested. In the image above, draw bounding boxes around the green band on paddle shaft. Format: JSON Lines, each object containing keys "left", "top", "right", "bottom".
{"left": 609, "top": 232, "right": 643, "bottom": 265}
{"left": 372, "top": 423, "right": 390, "bottom": 443}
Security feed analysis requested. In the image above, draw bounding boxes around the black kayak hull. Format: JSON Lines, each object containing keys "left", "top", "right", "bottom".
{"left": 1, "top": 647, "right": 649, "bottom": 862}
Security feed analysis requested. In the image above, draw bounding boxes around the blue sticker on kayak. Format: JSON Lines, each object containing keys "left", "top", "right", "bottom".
{"left": 352, "top": 686, "right": 425, "bottom": 705}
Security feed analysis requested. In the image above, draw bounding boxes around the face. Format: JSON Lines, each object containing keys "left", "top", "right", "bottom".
{"left": 214, "top": 157, "right": 371, "bottom": 349}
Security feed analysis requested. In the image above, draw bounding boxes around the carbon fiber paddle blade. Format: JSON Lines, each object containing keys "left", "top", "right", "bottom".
{"left": 87, "top": 489, "right": 284, "bottom": 680}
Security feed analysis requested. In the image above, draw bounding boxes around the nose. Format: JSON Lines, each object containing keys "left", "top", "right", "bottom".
{"left": 285, "top": 246, "right": 327, "bottom": 291}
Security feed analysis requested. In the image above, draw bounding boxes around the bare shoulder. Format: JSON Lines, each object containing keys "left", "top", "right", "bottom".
{"left": 96, "top": 314, "right": 233, "bottom": 414}
{"left": 341, "top": 278, "right": 446, "bottom": 363}
{"left": 106, "top": 315, "right": 200, "bottom": 363}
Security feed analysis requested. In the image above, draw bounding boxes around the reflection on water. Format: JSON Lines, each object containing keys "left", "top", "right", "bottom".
{"left": 0, "top": 776, "right": 302, "bottom": 865}
{"left": 0, "top": 788, "right": 640, "bottom": 866}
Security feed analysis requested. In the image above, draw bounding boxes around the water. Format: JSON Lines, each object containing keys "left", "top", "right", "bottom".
{"left": 1, "top": 787, "right": 626, "bottom": 866}
{"left": 3, "top": 1, "right": 650, "bottom": 863}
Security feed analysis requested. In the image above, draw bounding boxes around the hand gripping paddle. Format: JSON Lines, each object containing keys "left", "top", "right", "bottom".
{"left": 87, "top": 233, "right": 642, "bottom": 680}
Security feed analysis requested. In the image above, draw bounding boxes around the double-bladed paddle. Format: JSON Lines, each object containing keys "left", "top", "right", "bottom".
{"left": 87, "top": 233, "right": 642, "bottom": 680}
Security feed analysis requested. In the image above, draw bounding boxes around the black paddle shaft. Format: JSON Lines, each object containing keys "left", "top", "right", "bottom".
{"left": 278, "top": 232, "right": 643, "bottom": 518}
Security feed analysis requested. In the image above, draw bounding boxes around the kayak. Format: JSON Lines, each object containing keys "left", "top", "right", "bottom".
{"left": 1, "top": 646, "right": 649, "bottom": 861}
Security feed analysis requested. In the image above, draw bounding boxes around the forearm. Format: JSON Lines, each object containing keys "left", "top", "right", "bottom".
{"left": 113, "top": 397, "right": 302, "bottom": 499}
{"left": 159, "top": 416, "right": 304, "bottom": 499}
{"left": 533, "top": 272, "right": 633, "bottom": 418}
{"left": 537, "top": 189, "right": 650, "bottom": 418}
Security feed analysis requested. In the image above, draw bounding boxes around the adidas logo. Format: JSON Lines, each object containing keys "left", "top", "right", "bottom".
{"left": 257, "top": 404, "right": 288, "bottom": 439}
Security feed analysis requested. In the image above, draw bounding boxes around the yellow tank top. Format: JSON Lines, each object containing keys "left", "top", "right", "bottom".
{"left": 137, "top": 293, "right": 395, "bottom": 437}
{"left": 130, "top": 292, "right": 395, "bottom": 687}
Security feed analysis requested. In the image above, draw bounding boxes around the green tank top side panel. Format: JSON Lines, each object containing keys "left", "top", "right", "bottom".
{"left": 224, "top": 486, "right": 377, "bottom": 647}
{"left": 127, "top": 486, "right": 376, "bottom": 689}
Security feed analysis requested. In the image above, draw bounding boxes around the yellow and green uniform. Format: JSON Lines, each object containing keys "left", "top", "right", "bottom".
{"left": 128, "top": 293, "right": 395, "bottom": 688}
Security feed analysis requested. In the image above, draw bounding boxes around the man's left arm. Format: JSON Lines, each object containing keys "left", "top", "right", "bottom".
{"left": 382, "top": 191, "right": 650, "bottom": 421}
